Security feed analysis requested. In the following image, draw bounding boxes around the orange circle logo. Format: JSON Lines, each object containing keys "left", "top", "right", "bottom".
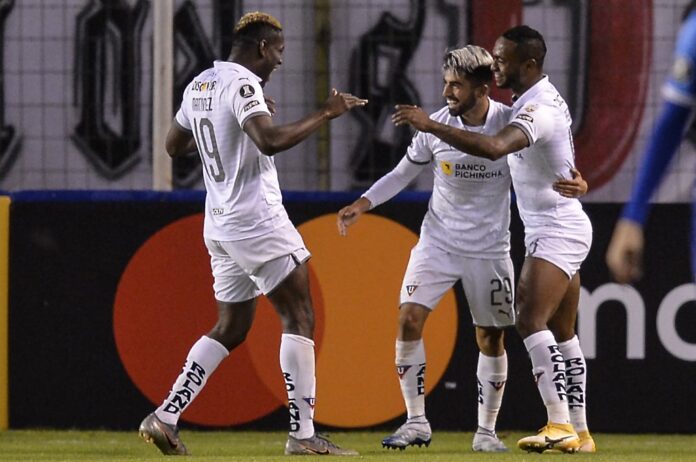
{"left": 113, "top": 213, "right": 457, "bottom": 427}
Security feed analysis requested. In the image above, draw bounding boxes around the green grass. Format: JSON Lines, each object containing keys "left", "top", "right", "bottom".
{"left": 0, "top": 430, "right": 694, "bottom": 461}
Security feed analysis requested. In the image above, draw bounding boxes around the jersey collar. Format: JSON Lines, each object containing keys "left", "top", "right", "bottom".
{"left": 511, "top": 75, "right": 550, "bottom": 109}
{"left": 213, "top": 60, "right": 264, "bottom": 83}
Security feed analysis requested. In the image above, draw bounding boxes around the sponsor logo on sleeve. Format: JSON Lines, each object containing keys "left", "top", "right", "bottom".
{"left": 243, "top": 100, "right": 260, "bottom": 112}
{"left": 240, "top": 84, "right": 255, "bottom": 98}
{"left": 515, "top": 113, "right": 534, "bottom": 123}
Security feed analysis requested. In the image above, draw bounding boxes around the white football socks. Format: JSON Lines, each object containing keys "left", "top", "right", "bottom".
{"left": 476, "top": 352, "right": 507, "bottom": 432}
{"left": 524, "top": 330, "right": 570, "bottom": 424}
{"left": 280, "top": 333, "right": 316, "bottom": 439}
{"left": 558, "top": 335, "right": 588, "bottom": 432}
{"left": 155, "top": 335, "right": 229, "bottom": 425}
{"left": 395, "top": 339, "right": 427, "bottom": 420}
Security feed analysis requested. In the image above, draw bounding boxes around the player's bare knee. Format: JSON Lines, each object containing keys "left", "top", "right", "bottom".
{"left": 476, "top": 327, "right": 505, "bottom": 356}
{"left": 208, "top": 324, "right": 250, "bottom": 351}
{"left": 515, "top": 313, "right": 544, "bottom": 339}
{"left": 550, "top": 326, "right": 575, "bottom": 343}
{"left": 398, "top": 307, "right": 426, "bottom": 339}
{"left": 281, "top": 302, "right": 315, "bottom": 337}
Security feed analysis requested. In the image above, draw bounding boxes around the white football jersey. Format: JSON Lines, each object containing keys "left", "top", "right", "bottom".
{"left": 175, "top": 61, "right": 291, "bottom": 241}
{"left": 407, "top": 100, "right": 512, "bottom": 258}
{"left": 507, "top": 76, "right": 591, "bottom": 237}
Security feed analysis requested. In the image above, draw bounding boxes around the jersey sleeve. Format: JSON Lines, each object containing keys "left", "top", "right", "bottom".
{"left": 621, "top": 101, "right": 694, "bottom": 224}
{"left": 362, "top": 155, "right": 425, "bottom": 208}
{"left": 509, "top": 104, "right": 554, "bottom": 146}
{"left": 229, "top": 78, "right": 271, "bottom": 127}
{"left": 663, "top": 12, "right": 696, "bottom": 107}
{"left": 174, "top": 87, "right": 192, "bottom": 131}
{"left": 622, "top": 14, "right": 696, "bottom": 225}
{"left": 405, "top": 129, "right": 433, "bottom": 165}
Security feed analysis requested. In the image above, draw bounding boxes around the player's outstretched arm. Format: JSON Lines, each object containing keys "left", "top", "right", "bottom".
{"left": 553, "top": 168, "right": 588, "bottom": 198}
{"left": 391, "top": 104, "right": 527, "bottom": 160}
{"left": 337, "top": 197, "right": 372, "bottom": 236}
{"left": 244, "top": 89, "right": 367, "bottom": 156}
{"left": 338, "top": 154, "right": 425, "bottom": 236}
{"left": 606, "top": 219, "right": 645, "bottom": 284}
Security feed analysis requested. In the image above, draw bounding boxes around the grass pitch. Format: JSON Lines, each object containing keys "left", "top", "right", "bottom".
{"left": 0, "top": 430, "right": 694, "bottom": 461}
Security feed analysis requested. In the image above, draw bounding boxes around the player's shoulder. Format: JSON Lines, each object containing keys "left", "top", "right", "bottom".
{"left": 184, "top": 67, "right": 215, "bottom": 91}
{"left": 526, "top": 85, "right": 566, "bottom": 117}
{"left": 430, "top": 106, "right": 451, "bottom": 122}
{"left": 203, "top": 62, "right": 258, "bottom": 90}
{"left": 488, "top": 99, "right": 513, "bottom": 118}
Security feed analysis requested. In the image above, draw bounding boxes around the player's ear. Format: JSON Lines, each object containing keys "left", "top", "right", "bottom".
{"left": 525, "top": 57, "right": 538, "bottom": 71}
{"left": 476, "top": 83, "right": 489, "bottom": 97}
{"left": 258, "top": 39, "right": 268, "bottom": 57}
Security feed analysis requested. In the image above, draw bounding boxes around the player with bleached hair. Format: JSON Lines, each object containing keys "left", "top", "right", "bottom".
{"left": 392, "top": 26, "right": 595, "bottom": 454}
{"left": 338, "top": 45, "right": 587, "bottom": 452}
{"left": 138, "top": 11, "right": 366, "bottom": 456}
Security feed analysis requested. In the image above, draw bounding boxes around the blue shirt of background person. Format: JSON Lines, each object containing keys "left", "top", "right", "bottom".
{"left": 607, "top": 5, "right": 696, "bottom": 283}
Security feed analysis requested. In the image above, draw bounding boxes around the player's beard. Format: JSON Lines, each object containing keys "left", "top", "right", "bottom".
{"left": 448, "top": 94, "right": 476, "bottom": 117}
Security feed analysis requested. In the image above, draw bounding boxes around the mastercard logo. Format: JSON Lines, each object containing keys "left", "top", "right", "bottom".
{"left": 113, "top": 213, "right": 457, "bottom": 427}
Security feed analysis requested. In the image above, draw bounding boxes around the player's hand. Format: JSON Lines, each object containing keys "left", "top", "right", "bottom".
{"left": 392, "top": 105, "right": 432, "bottom": 131}
{"left": 323, "top": 88, "right": 368, "bottom": 119}
{"left": 265, "top": 96, "right": 277, "bottom": 116}
{"left": 553, "top": 168, "right": 588, "bottom": 198}
{"left": 337, "top": 197, "right": 372, "bottom": 236}
{"left": 606, "top": 219, "right": 645, "bottom": 283}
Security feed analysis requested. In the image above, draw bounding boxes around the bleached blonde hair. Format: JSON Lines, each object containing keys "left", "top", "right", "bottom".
{"left": 442, "top": 45, "right": 494, "bottom": 84}
{"left": 234, "top": 11, "right": 282, "bottom": 34}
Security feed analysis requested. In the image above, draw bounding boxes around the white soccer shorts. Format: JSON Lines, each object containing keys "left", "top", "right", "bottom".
{"left": 204, "top": 221, "right": 311, "bottom": 302}
{"left": 525, "top": 230, "right": 592, "bottom": 279}
{"left": 400, "top": 242, "right": 515, "bottom": 328}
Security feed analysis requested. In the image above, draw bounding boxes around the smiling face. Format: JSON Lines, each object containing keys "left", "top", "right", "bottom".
{"left": 257, "top": 31, "right": 285, "bottom": 85}
{"left": 491, "top": 37, "right": 523, "bottom": 90}
{"left": 442, "top": 70, "right": 479, "bottom": 117}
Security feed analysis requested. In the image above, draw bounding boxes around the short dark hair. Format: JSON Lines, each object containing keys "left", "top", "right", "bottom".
{"left": 502, "top": 25, "right": 547, "bottom": 67}
{"left": 232, "top": 11, "right": 283, "bottom": 48}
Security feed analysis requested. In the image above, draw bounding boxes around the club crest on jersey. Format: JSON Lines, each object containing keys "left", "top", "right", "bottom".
{"left": 396, "top": 365, "right": 411, "bottom": 379}
{"left": 303, "top": 397, "right": 316, "bottom": 409}
{"left": 439, "top": 161, "right": 453, "bottom": 176}
{"left": 406, "top": 284, "right": 418, "bottom": 295}
{"left": 524, "top": 104, "right": 538, "bottom": 112}
{"left": 240, "top": 84, "right": 255, "bottom": 98}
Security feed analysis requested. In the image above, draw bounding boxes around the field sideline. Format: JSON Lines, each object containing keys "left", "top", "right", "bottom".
{"left": 0, "top": 430, "right": 694, "bottom": 461}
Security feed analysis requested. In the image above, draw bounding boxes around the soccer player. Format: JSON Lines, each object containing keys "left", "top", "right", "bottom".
{"left": 138, "top": 12, "right": 366, "bottom": 456}
{"left": 607, "top": 4, "right": 696, "bottom": 283}
{"left": 338, "top": 45, "right": 587, "bottom": 453}
{"left": 392, "top": 26, "right": 594, "bottom": 454}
